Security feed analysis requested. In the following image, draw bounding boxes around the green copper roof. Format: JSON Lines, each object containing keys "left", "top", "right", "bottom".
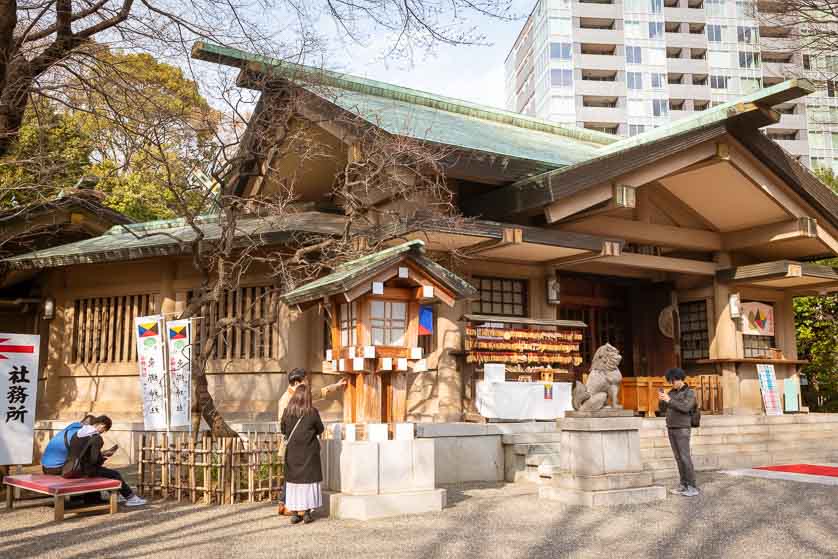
{"left": 192, "top": 42, "right": 616, "bottom": 169}
{"left": 3, "top": 212, "right": 347, "bottom": 270}
{"left": 281, "top": 240, "right": 477, "bottom": 306}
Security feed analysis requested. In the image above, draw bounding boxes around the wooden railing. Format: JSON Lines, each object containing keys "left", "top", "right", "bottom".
{"left": 620, "top": 375, "right": 723, "bottom": 417}
{"left": 137, "top": 432, "right": 284, "bottom": 505}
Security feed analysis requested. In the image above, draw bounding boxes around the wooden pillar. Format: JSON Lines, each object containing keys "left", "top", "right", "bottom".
{"left": 160, "top": 260, "right": 177, "bottom": 317}
{"left": 711, "top": 253, "right": 740, "bottom": 413}
{"left": 391, "top": 372, "right": 408, "bottom": 423}
{"left": 41, "top": 269, "right": 68, "bottom": 419}
{"left": 358, "top": 373, "right": 382, "bottom": 423}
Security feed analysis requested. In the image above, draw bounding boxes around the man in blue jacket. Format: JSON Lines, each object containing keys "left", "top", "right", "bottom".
{"left": 41, "top": 415, "right": 94, "bottom": 474}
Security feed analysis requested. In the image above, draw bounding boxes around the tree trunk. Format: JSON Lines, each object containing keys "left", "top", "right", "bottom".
{"left": 191, "top": 369, "right": 238, "bottom": 438}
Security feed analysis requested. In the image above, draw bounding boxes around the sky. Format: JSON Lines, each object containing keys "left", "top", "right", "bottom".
{"left": 315, "top": 2, "right": 533, "bottom": 110}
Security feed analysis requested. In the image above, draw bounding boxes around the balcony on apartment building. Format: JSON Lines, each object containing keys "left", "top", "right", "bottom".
{"left": 669, "top": 99, "right": 691, "bottom": 121}
{"left": 764, "top": 104, "right": 806, "bottom": 131}
{"left": 577, "top": 70, "right": 625, "bottom": 95}
{"left": 576, "top": 18, "right": 622, "bottom": 44}
{"left": 665, "top": 22, "right": 710, "bottom": 49}
{"left": 762, "top": 51, "right": 797, "bottom": 79}
{"left": 578, "top": 49, "right": 624, "bottom": 71}
{"left": 667, "top": 79, "right": 710, "bottom": 100}
{"left": 765, "top": 130, "right": 808, "bottom": 156}
{"left": 667, "top": 54, "right": 709, "bottom": 74}
{"left": 578, "top": 95, "right": 625, "bottom": 122}
{"left": 663, "top": 6, "right": 707, "bottom": 24}
{"left": 575, "top": 0, "right": 620, "bottom": 19}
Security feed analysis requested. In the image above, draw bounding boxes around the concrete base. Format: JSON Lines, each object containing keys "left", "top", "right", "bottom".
{"left": 565, "top": 409, "right": 634, "bottom": 418}
{"left": 329, "top": 489, "right": 447, "bottom": 520}
{"left": 539, "top": 485, "right": 666, "bottom": 507}
{"left": 542, "top": 414, "right": 665, "bottom": 507}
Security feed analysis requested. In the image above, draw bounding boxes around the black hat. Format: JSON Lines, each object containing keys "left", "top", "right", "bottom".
{"left": 288, "top": 368, "right": 306, "bottom": 383}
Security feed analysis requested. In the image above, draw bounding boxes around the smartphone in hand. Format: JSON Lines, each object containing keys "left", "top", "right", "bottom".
{"left": 103, "top": 444, "right": 119, "bottom": 457}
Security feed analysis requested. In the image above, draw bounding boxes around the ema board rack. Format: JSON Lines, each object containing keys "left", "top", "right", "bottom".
{"left": 462, "top": 314, "right": 586, "bottom": 381}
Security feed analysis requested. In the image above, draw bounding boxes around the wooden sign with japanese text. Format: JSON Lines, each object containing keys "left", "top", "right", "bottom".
{"left": 0, "top": 334, "right": 40, "bottom": 465}
{"left": 135, "top": 315, "right": 169, "bottom": 430}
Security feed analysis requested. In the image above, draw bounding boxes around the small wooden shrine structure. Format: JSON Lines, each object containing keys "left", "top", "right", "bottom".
{"left": 282, "top": 240, "right": 476, "bottom": 424}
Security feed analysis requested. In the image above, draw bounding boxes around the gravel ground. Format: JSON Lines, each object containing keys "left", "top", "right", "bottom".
{"left": 1, "top": 472, "right": 837, "bottom": 559}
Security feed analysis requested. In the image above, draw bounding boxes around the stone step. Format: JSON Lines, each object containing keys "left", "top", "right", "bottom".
{"left": 539, "top": 484, "right": 666, "bottom": 507}
{"left": 501, "top": 433, "right": 562, "bottom": 445}
{"left": 525, "top": 452, "right": 561, "bottom": 467}
{"left": 510, "top": 443, "right": 562, "bottom": 457}
{"left": 538, "top": 464, "right": 563, "bottom": 478}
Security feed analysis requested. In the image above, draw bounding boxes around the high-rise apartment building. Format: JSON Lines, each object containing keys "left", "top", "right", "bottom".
{"left": 504, "top": 0, "right": 838, "bottom": 171}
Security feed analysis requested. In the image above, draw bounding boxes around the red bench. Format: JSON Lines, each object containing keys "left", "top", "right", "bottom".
{"left": 4, "top": 474, "right": 121, "bottom": 522}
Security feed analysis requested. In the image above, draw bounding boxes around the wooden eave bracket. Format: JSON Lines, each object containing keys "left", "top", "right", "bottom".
{"left": 460, "top": 227, "right": 523, "bottom": 256}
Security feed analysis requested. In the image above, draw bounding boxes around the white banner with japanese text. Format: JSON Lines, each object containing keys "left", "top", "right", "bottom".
{"left": 0, "top": 334, "right": 40, "bottom": 465}
{"left": 166, "top": 319, "right": 192, "bottom": 428}
{"left": 135, "top": 315, "right": 169, "bottom": 430}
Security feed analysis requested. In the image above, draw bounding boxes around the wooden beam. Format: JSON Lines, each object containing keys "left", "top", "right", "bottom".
{"left": 461, "top": 227, "right": 522, "bottom": 256}
{"left": 722, "top": 218, "right": 818, "bottom": 251}
{"left": 558, "top": 216, "right": 722, "bottom": 252}
{"left": 616, "top": 141, "right": 717, "bottom": 188}
{"left": 544, "top": 183, "right": 613, "bottom": 223}
{"left": 597, "top": 253, "right": 718, "bottom": 276}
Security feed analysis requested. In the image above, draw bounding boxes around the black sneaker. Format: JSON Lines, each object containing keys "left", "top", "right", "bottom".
{"left": 303, "top": 511, "right": 314, "bottom": 524}
{"left": 290, "top": 514, "right": 303, "bottom": 524}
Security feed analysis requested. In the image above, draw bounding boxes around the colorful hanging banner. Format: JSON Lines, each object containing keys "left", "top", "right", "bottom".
{"left": 0, "top": 334, "right": 40, "bottom": 465}
{"left": 166, "top": 320, "right": 193, "bottom": 428}
{"left": 135, "top": 315, "right": 168, "bottom": 430}
{"left": 742, "top": 302, "right": 775, "bottom": 337}
{"left": 418, "top": 305, "right": 434, "bottom": 336}
{"left": 756, "top": 363, "right": 783, "bottom": 416}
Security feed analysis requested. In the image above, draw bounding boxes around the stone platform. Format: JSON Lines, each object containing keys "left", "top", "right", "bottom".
{"left": 539, "top": 413, "right": 666, "bottom": 507}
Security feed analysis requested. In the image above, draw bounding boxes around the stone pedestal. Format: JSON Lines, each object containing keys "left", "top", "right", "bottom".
{"left": 323, "top": 438, "right": 446, "bottom": 520}
{"left": 539, "top": 412, "right": 665, "bottom": 507}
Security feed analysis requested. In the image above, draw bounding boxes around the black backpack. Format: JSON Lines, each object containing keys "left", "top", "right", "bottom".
{"left": 690, "top": 403, "right": 701, "bottom": 428}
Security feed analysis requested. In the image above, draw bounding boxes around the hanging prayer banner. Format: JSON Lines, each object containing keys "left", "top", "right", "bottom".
{"left": 167, "top": 319, "right": 192, "bottom": 428}
{"left": 756, "top": 364, "right": 783, "bottom": 416}
{"left": 135, "top": 315, "right": 168, "bottom": 430}
{"left": 418, "top": 305, "right": 434, "bottom": 336}
{"left": 0, "top": 334, "right": 40, "bottom": 465}
{"left": 742, "top": 302, "right": 775, "bottom": 337}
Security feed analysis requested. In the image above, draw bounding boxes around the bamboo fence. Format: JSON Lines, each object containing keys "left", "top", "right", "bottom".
{"left": 137, "top": 432, "right": 284, "bottom": 505}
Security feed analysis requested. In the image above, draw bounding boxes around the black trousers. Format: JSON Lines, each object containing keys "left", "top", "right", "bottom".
{"left": 668, "top": 428, "right": 697, "bottom": 488}
{"left": 93, "top": 466, "right": 133, "bottom": 498}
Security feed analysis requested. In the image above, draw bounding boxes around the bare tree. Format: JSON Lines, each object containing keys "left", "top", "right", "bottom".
{"left": 0, "top": 1, "right": 516, "bottom": 157}
{"left": 1, "top": 1, "right": 512, "bottom": 437}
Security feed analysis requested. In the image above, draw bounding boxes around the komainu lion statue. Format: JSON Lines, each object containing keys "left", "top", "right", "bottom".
{"left": 572, "top": 343, "right": 623, "bottom": 412}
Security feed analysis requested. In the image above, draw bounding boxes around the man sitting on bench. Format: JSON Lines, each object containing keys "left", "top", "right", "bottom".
{"left": 41, "top": 414, "right": 94, "bottom": 475}
{"left": 63, "top": 415, "right": 146, "bottom": 507}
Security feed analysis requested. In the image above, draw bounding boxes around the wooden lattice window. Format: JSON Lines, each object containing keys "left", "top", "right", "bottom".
{"left": 71, "top": 294, "right": 158, "bottom": 364}
{"left": 339, "top": 301, "right": 358, "bottom": 347}
{"left": 370, "top": 300, "right": 407, "bottom": 346}
{"left": 679, "top": 300, "right": 710, "bottom": 360}
{"left": 472, "top": 276, "right": 528, "bottom": 317}
{"left": 190, "top": 286, "right": 280, "bottom": 361}
{"left": 743, "top": 335, "right": 775, "bottom": 358}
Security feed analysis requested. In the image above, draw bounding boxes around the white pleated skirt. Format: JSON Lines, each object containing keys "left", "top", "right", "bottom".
{"left": 285, "top": 482, "right": 323, "bottom": 511}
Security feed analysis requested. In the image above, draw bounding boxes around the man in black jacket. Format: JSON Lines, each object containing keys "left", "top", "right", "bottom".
{"left": 658, "top": 368, "right": 699, "bottom": 497}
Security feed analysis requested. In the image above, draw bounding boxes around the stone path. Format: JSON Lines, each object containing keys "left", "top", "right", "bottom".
{"left": 2, "top": 472, "right": 837, "bottom": 559}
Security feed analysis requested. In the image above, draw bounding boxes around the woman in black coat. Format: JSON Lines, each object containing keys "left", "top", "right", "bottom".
{"left": 281, "top": 384, "right": 324, "bottom": 524}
